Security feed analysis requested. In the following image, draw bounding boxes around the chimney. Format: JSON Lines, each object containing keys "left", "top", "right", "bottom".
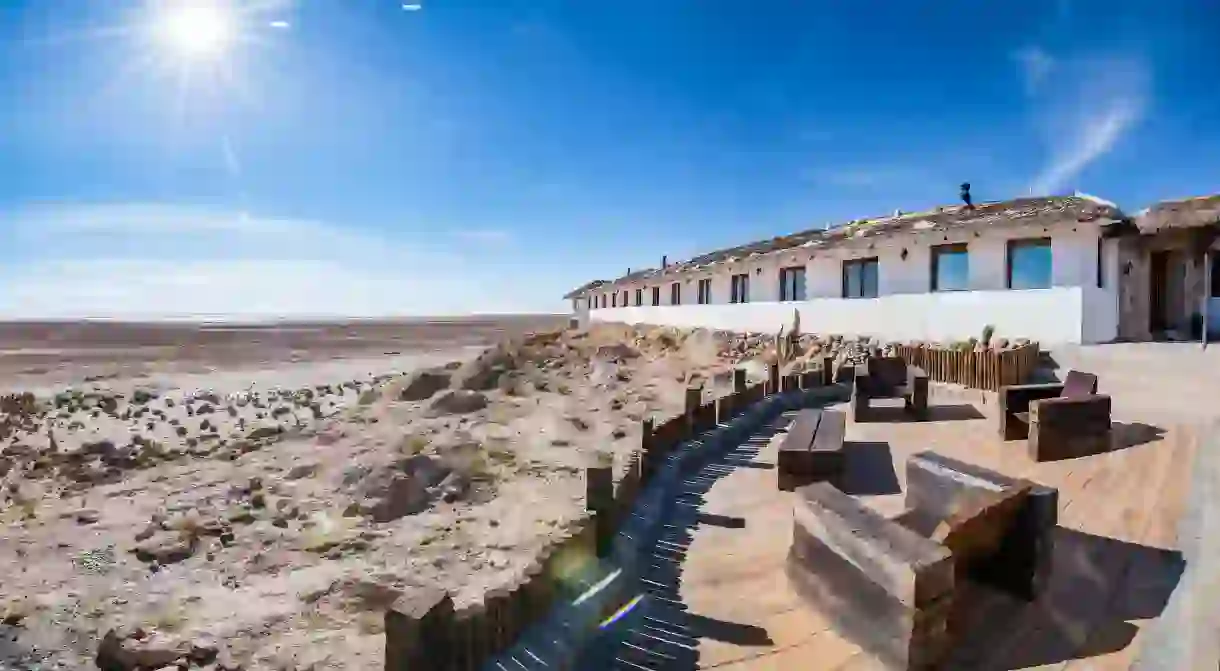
{"left": 661, "top": 255, "right": 667, "bottom": 268}
{"left": 627, "top": 267, "right": 631, "bottom": 275}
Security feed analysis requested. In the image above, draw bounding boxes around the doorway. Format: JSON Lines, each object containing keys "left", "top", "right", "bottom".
{"left": 1149, "top": 251, "right": 1168, "bottom": 333}
{"left": 1149, "top": 250, "right": 1187, "bottom": 336}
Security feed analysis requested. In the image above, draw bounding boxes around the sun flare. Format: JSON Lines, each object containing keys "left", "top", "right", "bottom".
{"left": 154, "top": 3, "right": 235, "bottom": 59}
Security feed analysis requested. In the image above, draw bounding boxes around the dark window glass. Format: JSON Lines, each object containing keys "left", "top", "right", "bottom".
{"left": 1007, "top": 238, "right": 1052, "bottom": 289}
{"left": 697, "top": 279, "right": 712, "bottom": 304}
{"left": 842, "top": 258, "right": 879, "bottom": 298}
{"left": 635, "top": 288, "right": 643, "bottom": 306}
{"left": 779, "top": 267, "right": 807, "bottom": 301}
{"left": 730, "top": 273, "right": 750, "bottom": 303}
{"left": 670, "top": 282, "right": 681, "bottom": 305}
{"left": 931, "top": 244, "right": 969, "bottom": 292}
{"left": 651, "top": 286, "right": 660, "bottom": 306}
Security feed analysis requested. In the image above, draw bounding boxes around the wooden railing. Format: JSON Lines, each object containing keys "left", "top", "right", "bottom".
{"left": 384, "top": 360, "right": 833, "bottom": 671}
{"left": 894, "top": 342, "right": 1041, "bottom": 391}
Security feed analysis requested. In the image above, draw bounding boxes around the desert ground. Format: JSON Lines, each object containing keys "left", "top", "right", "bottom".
{"left": 0, "top": 316, "right": 882, "bottom": 671}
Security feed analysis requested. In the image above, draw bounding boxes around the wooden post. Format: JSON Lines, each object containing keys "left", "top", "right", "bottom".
{"left": 684, "top": 385, "right": 702, "bottom": 435}
{"left": 385, "top": 588, "right": 455, "bottom": 671}
{"left": 585, "top": 467, "right": 615, "bottom": 557}
{"left": 1204, "top": 248, "right": 1211, "bottom": 350}
{"left": 640, "top": 418, "right": 655, "bottom": 481}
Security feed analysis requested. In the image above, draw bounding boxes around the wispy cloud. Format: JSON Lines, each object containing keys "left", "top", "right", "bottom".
{"left": 221, "top": 136, "right": 242, "bottom": 178}
{"left": 453, "top": 229, "right": 512, "bottom": 244}
{"left": 1024, "top": 52, "right": 1150, "bottom": 195}
{"left": 268, "top": 20, "right": 291, "bottom": 30}
{"left": 1012, "top": 46, "right": 1055, "bottom": 95}
{"left": 0, "top": 204, "right": 559, "bottom": 318}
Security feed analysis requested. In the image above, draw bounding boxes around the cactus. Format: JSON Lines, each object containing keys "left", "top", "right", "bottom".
{"left": 980, "top": 324, "right": 996, "bottom": 346}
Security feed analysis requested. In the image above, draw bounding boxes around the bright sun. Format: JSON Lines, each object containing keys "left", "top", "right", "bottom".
{"left": 154, "top": 4, "right": 235, "bottom": 59}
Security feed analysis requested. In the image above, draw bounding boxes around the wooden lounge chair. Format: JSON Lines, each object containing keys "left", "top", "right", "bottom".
{"left": 999, "top": 370, "right": 1111, "bottom": 461}
{"left": 851, "top": 357, "right": 929, "bottom": 422}
{"left": 787, "top": 451, "right": 1057, "bottom": 670}
{"left": 777, "top": 409, "right": 845, "bottom": 491}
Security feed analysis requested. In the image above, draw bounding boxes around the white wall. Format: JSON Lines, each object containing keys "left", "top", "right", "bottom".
{"left": 585, "top": 222, "right": 1115, "bottom": 344}
{"left": 591, "top": 288, "right": 1089, "bottom": 344}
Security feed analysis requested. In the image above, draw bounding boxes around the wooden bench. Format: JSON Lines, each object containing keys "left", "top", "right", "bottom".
{"left": 787, "top": 451, "right": 1058, "bottom": 669}
{"left": 777, "top": 409, "right": 846, "bottom": 491}
{"left": 852, "top": 357, "right": 929, "bottom": 422}
{"left": 999, "top": 370, "right": 1112, "bottom": 461}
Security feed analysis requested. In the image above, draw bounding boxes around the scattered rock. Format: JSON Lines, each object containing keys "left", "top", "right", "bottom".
{"left": 429, "top": 391, "right": 489, "bottom": 415}
{"left": 395, "top": 369, "right": 452, "bottom": 402}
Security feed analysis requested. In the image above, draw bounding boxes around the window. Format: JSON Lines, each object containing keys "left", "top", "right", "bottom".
{"left": 670, "top": 282, "right": 682, "bottom": 305}
{"left": 611, "top": 292, "right": 617, "bottom": 308}
{"left": 622, "top": 291, "right": 628, "bottom": 306}
{"left": 651, "top": 286, "right": 661, "bottom": 306}
{"left": 842, "top": 258, "right": 879, "bottom": 299}
{"left": 1096, "top": 238, "right": 1105, "bottom": 289}
{"left": 730, "top": 273, "right": 750, "bottom": 303}
{"left": 697, "top": 278, "right": 712, "bottom": 304}
{"left": 1007, "top": 238, "right": 1052, "bottom": 289}
{"left": 1210, "top": 251, "right": 1220, "bottom": 298}
{"left": 778, "top": 267, "right": 806, "bottom": 302}
{"left": 931, "top": 244, "right": 969, "bottom": 292}
{"left": 634, "top": 288, "right": 643, "bottom": 306}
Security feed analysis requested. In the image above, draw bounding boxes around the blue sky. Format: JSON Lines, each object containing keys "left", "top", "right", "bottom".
{"left": 2, "top": 1, "right": 1219, "bottom": 318}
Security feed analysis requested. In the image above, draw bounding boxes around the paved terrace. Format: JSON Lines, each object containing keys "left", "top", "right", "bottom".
{"left": 586, "top": 343, "right": 1216, "bottom": 670}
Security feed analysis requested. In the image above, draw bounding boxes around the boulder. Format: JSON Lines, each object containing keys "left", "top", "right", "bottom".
{"left": 368, "top": 475, "right": 430, "bottom": 522}
{"left": 396, "top": 369, "right": 452, "bottom": 402}
{"left": 429, "top": 391, "right": 488, "bottom": 415}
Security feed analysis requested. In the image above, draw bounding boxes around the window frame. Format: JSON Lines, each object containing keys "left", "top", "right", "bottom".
{"left": 930, "top": 243, "right": 970, "bottom": 292}
{"left": 697, "top": 278, "right": 712, "bottom": 305}
{"left": 841, "top": 257, "right": 880, "bottom": 299}
{"left": 670, "top": 282, "right": 682, "bottom": 306}
{"left": 778, "top": 266, "right": 807, "bottom": 302}
{"left": 634, "top": 288, "right": 643, "bottom": 306}
{"left": 1005, "top": 238, "right": 1053, "bottom": 290}
{"left": 1096, "top": 237, "right": 1105, "bottom": 289}
{"left": 651, "top": 286, "right": 661, "bottom": 306}
{"left": 730, "top": 273, "right": 750, "bottom": 304}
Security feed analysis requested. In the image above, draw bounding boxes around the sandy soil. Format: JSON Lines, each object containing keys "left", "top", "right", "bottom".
{"left": 0, "top": 317, "right": 871, "bottom": 671}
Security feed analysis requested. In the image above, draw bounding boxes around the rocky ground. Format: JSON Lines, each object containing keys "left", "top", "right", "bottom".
{"left": 0, "top": 320, "right": 886, "bottom": 671}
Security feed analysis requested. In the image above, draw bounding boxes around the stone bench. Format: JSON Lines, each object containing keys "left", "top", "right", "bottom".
{"left": 999, "top": 370, "right": 1111, "bottom": 461}
{"left": 852, "top": 357, "right": 929, "bottom": 422}
{"left": 787, "top": 451, "right": 1058, "bottom": 669}
{"left": 777, "top": 409, "right": 845, "bottom": 491}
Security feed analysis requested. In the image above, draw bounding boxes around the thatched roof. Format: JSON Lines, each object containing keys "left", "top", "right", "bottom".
{"left": 562, "top": 279, "right": 609, "bottom": 299}
{"left": 573, "top": 195, "right": 1123, "bottom": 294}
{"left": 1134, "top": 194, "right": 1220, "bottom": 233}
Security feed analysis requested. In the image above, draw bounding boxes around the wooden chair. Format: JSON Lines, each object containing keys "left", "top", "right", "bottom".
{"left": 999, "top": 370, "right": 1111, "bottom": 461}
{"left": 851, "top": 357, "right": 929, "bottom": 422}
{"left": 787, "top": 451, "right": 1057, "bottom": 669}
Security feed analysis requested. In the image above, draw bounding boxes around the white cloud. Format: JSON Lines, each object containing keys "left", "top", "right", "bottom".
{"left": 268, "top": 20, "right": 291, "bottom": 29}
{"left": 1025, "top": 54, "right": 1149, "bottom": 195}
{"left": 0, "top": 204, "right": 562, "bottom": 318}
{"left": 453, "top": 229, "right": 512, "bottom": 244}
{"left": 1013, "top": 46, "right": 1055, "bottom": 95}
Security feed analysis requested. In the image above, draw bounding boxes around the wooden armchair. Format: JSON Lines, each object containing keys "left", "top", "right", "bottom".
{"left": 999, "top": 370, "right": 1112, "bottom": 461}
{"left": 851, "top": 356, "right": 929, "bottom": 422}
{"left": 787, "top": 451, "right": 1057, "bottom": 669}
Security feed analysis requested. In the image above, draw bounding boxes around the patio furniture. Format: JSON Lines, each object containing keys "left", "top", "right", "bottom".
{"left": 999, "top": 370, "right": 1112, "bottom": 461}
{"left": 777, "top": 409, "right": 846, "bottom": 491}
{"left": 787, "top": 451, "right": 1058, "bottom": 670}
{"left": 851, "top": 357, "right": 929, "bottom": 422}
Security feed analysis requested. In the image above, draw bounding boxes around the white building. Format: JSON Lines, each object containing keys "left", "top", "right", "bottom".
{"left": 567, "top": 196, "right": 1132, "bottom": 345}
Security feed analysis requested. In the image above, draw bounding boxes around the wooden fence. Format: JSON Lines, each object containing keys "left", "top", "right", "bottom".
{"left": 384, "top": 357, "right": 835, "bottom": 671}
{"left": 893, "top": 342, "right": 1041, "bottom": 391}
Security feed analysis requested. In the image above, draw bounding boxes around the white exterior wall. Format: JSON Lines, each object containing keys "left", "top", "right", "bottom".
{"left": 585, "top": 222, "right": 1120, "bottom": 345}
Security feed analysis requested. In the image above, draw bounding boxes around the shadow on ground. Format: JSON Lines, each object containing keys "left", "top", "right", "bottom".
{"left": 944, "top": 527, "right": 1185, "bottom": 669}
{"left": 859, "top": 403, "right": 986, "bottom": 424}
{"left": 838, "top": 441, "right": 901, "bottom": 496}
{"left": 575, "top": 411, "right": 795, "bottom": 670}
{"left": 1112, "top": 421, "right": 1167, "bottom": 451}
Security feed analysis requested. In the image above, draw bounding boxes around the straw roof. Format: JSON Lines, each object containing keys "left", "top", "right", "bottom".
{"left": 1134, "top": 194, "right": 1220, "bottom": 233}
{"left": 572, "top": 195, "right": 1124, "bottom": 294}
